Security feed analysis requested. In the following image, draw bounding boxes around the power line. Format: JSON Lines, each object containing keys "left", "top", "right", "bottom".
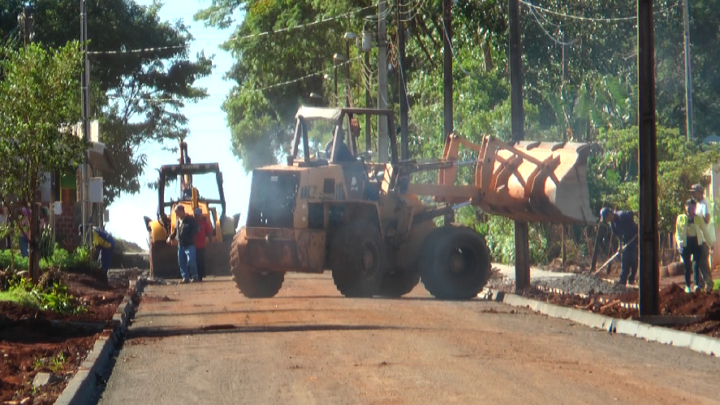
{"left": 107, "top": 56, "right": 363, "bottom": 103}
{"left": 528, "top": 4, "right": 574, "bottom": 46}
{"left": 88, "top": 44, "right": 186, "bottom": 55}
{"left": 227, "top": 4, "right": 377, "bottom": 42}
{"left": 253, "top": 56, "right": 362, "bottom": 92}
{"left": 520, "top": 0, "right": 680, "bottom": 23}
{"left": 89, "top": 4, "right": 377, "bottom": 56}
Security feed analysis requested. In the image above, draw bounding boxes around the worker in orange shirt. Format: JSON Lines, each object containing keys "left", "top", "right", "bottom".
{"left": 194, "top": 208, "right": 214, "bottom": 281}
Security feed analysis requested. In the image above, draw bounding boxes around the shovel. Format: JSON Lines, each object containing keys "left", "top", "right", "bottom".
{"left": 592, "top": 235, "right": 638, "bottom": 277}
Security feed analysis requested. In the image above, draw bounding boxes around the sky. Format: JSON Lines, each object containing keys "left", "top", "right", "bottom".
{"left": 105, "top": 0, "right": 250, "bottom": 248}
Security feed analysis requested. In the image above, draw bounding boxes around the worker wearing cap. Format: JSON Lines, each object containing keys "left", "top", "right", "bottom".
{"left": 675, "top": 199, "right": 712, "bottom": 293}
{"left": 690, "top": 184, "right": 715, "bottom": 292}
{"left": 167, "top": 205, "right": 199, "bottom": 283}
{"left": 193, "top": 207, "right": 214, "bottom": 281}
{"left": 79, "top": 225, "right": 115, "bottom": 272}
{"left": 600, "top": 208, "right": 639, "bottom": 286}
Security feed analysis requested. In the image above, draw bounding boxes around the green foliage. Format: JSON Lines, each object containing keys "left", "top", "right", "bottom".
{"left": 588, "top": 126, "right": 720, "bottom": 233}
{"left": 0, "top": 289, "right": 40, "bottom": 309}
{"left": 0, "top": 0, "right": 213, "bottom": 204}
{"left": 33, "top": 352, "right": 67, "bottom": 372}
{"left": 5, "top": 276, "right": 85, "bottom": 315}
{"left": 1, "top": 245, "right": 98, "bottom": 272}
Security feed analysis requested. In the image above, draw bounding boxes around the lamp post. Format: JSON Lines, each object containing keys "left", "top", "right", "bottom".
{"left": 332, "top": 53, "right": 346, "bottom": 107}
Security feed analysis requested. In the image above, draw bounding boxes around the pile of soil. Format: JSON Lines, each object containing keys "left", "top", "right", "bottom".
{"left": 0, "top": 270, "right": 128, "bottom": 404}
{"left": 523, "top": 283, "right": 720, "bottom": 338}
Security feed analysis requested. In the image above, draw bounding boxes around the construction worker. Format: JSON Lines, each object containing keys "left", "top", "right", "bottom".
{"left": 325, "top": 129, "right": 355, "bottom": 163}
{"left": 675, "top": 199, "right": 712, "bottom": 293}
{"left": 167, "top": 205, "right": 199, "bottom": 283}
{"left": 193, "top": 207, "right": 213, "bottom": 281}
{"left": 78, "top": 224, "right": 115, "bottom": 273}
{"left": 600, "top": 207, "right": 639, "bottom": 286}
{"left": 690, "top": 184, "right": 715, "bottom": 292}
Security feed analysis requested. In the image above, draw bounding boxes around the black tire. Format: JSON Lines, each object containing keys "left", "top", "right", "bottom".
{"left": 378, "top": 269, "right": 420, "bottom": 297}
{"left": 420, "top": 227, "right": 491, "bottom": 300}
{"left": 230, "top": 234, "right": 284, "bottom": 298}
{"left": 330, "top": 221, "right": 386, "bottom": 297}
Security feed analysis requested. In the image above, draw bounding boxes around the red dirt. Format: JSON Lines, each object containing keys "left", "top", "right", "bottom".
{"left": 0, "top": 270, "right": 128, "bottom": 404}
{"left": 524, "top": 283, "right": 720, "bottom": 338}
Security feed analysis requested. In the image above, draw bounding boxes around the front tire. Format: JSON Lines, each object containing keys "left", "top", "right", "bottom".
{"left": 330, "top": 222, "right": 386, "bottom": 297}
{"left": 420, "top": 227, "right": 491, "bottom": 300}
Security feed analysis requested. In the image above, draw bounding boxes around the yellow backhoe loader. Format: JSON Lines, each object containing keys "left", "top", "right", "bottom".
{"left": 144, "top": 142, "right": 241, "bottom": 279}
{"left": 229, "top": 107, "right": 595, "bottom": 299}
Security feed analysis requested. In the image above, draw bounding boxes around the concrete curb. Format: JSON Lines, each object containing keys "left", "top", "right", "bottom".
{"left": 489, "top": 289, "right": 720, "bottom": 358}
{"left": 54, "top": 279, "right": 145, "bottom": 405}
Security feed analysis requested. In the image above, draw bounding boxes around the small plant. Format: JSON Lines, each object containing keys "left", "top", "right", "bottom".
{"left": 49, "top": 351, "right": 66, "bottom": 372}
{"left": 32, "top": 357, "right": 47, "bottom": 370}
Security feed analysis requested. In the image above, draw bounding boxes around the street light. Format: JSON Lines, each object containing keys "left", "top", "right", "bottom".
{"left": 332, "top": 53, "right": 346, "bottom": 107}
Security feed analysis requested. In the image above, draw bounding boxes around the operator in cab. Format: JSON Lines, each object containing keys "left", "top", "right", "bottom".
{"left": 325, "top": 128, "right": 355, "bottom": 163}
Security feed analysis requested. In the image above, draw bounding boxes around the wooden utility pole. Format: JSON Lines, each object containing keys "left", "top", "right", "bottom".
{"left": 443, "top": 0, "right": 453, "bottom": 139}
{"left": 682, "top": 0, "right": 694, "bottom": 141}
{"left": 378, "top": 0, "right": 389, "bottom": 162}
{"left": 365, "top": 50, "right": 372, "bottom": 152}
{"left": 638, "top": 0, "right": 660, "bottom": 316}
{"left": 509, "top": 0, "right": 531, "bottom": 291}
{"left": 443, "top": 0, "right": 455, "bottom": 226}
{"left": 80, "top": 0, "right": 91, "bottom": 248}
{"left": 397, "top": 0, "right": 409, "bottom": 160}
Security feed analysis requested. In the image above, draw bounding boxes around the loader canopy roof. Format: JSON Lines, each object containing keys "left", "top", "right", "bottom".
{"left": 295, "top": 106, "right": 343, "bottom": 121}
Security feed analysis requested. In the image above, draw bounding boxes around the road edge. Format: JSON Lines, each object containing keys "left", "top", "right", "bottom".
{"left": 54, "top": 279, "right": 145, "bottom": 405}
{"left": 487, "top": 289, "right": 720, "bottom": 358}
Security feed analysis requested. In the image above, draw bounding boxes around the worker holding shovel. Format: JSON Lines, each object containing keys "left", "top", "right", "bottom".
{"left": 600, "top": 208, "right": 639, "bottom": 287}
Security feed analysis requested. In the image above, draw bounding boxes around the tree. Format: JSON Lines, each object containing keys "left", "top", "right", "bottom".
{"left": 0, "top": 42, "right": 86, "bottom": 281}
{"left": 0, "top": 0, "right": 213, "bottom": 204}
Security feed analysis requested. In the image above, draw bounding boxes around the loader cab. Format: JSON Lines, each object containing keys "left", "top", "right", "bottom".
{"left": 289, "top": 106, "right": 398, "bottom": 167}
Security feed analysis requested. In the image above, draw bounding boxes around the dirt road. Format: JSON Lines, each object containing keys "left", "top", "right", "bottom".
{"left": 97, "top": 274, "right": 720, "bottom": 405}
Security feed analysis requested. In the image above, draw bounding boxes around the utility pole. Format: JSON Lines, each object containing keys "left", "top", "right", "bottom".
{"left": 443, "top": 0, "right": 454, "bottom": 226}
{"left": 80, "top": 0, "right": 91, "bottom": 248}
{"left": 509, "top": 0, "right": 531, "bottom": 291}
{"left": 397, "top": 0, "right": 409, "bottom": 160}
{"left": 17, "top": 6, "right": 34, "bottom": 46}
{"left": 345, "top": 40, "right": 352, "bottom": 107}
{"left": 638, "top": 0, "right": 660, "bottom": 316}
{"left": 378, "top": 0, "right": 389, "bottom": 162}
{"left": 443, "top": 0, "right": 453, "bottom": 140}
{"left": 365, "top": 50, "right": 372, "bottom": 152}
{"left": 682, "top": 0, "right": 694, "bottom": 141}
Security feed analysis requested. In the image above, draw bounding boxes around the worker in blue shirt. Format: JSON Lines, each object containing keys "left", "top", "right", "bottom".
{"left": 600, "top": 208, "right": 639, "bottom": 286}
{"left": 79, "top": 225, "right": 115, "bottom": 272}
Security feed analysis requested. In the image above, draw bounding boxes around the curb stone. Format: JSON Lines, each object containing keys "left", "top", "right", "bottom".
{"left": 487, "top": 289, "right": 720, "bottom": 358}
{"left": 54, "top": 278, "right": 147, "bottom": 405}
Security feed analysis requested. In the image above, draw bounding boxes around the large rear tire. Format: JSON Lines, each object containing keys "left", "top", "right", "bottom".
{"left": 230, "top": 232, "right": 284, "bottom": 298}
{"left": 378, "top": 269, "right": 420, "bottom": 297}
{"left": 330, "top": 222, "right": 386, "bottom": 297}
{"left": 420, "top": 227, "right": 491, "bottom": 300}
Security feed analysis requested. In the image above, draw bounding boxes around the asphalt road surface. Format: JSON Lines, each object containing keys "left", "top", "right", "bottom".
{"left": 97, "top": 274, "right": 720, "bottom": 405}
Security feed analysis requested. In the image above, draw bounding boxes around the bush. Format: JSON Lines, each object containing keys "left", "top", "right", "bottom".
{"left": 2, "top": 275, "right": 85, "bottom": 314}
{"left": 1, "top": 244, "right": 99, "bottom": 272}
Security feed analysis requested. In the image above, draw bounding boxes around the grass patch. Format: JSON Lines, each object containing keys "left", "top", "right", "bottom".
{"left": 714, "top": 279, "right": 720, "bottom": 292}
{"left": 0, "top": 288, "right": 40, "bottom": 308}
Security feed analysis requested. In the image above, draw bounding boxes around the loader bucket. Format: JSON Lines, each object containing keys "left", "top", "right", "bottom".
{"left": 475, "top": 136, "right": 596, "bottom": 224}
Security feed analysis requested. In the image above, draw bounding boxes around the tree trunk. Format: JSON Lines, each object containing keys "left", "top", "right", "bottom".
{"left": 29, "top": 203, "right": 41, "bottom": 282}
